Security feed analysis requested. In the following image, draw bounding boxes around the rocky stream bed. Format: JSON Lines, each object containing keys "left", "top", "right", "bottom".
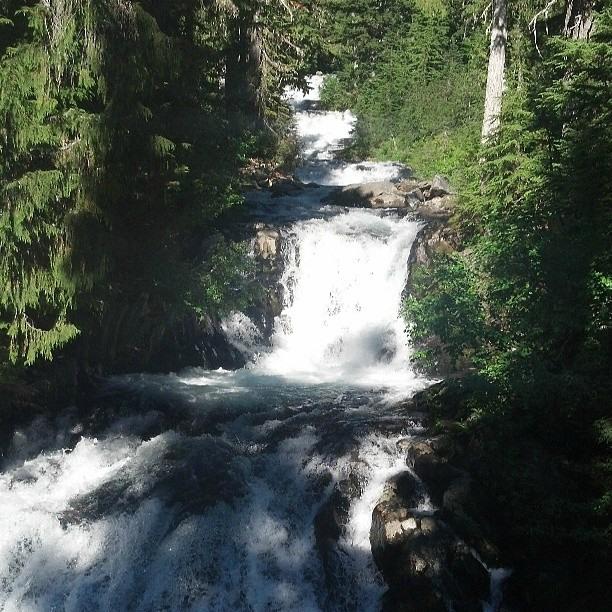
{"left": 0, "top": 76, "right": 514, "bottom": 612}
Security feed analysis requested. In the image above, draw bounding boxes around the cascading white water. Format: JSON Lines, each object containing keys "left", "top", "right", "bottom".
{"left": 289, "top": 76, "right": 409, "bottom": 186}
{"left": 0, "top": 75, "right": 437, "bottom": 612}
{"left": 257, "top": 212, "right": 421, "bottom": 389}
{"left": 225, "top": 75, "right": 425, "bottom": 396}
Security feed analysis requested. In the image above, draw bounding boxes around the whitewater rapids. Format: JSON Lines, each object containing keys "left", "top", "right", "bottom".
{"left": 0, "top": 76, "right": 431, "bottom": 612}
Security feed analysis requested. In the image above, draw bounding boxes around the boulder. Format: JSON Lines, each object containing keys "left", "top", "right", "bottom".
{"left": 413, "top": 452, "right": 464, "bottom": 505}
{"left": 429, "top": 175, "right": 453, "bottom": 198}
{"left": 254, "top": 228, "right": 280, "bottom": 260}
{"left": 396, "top": 178, "right": 431, "bottom": 194}
{"left": 409, "top": 225, "right": 459, "bottom": 269}
{"left": 443, "top": 473, "right": 472, "bottom": 515}
{"left": 323, "top": 181, "right": 407, "bottom": 209}
{"left": 402, "top": 438, "right": 503, "bottom": 567}
{"left": 447, "top": 541, "right": 492, "bottom": 608}
{"left": 396, "top": 178, "right": 420, "bottom": 193}
{"left": 417, "top": 195, "right": 457, "bottom": 220}
{"left": 371, "top": 467, "right": 491, "bottom": 612}
{"left": 411, "top": 187, "right": 425, "bottom": 201}
{"left": 405, "top": 440, "right": 436, "bottom": 468}
{"left": 270, "top": 177, "right": 304, "bottom": 197}
{"left": 405, "top": 188, "right": 425, "bottom": 210}
{"left": 396, "top": 437, "right": 414, "bottom": 453}
{"left": 314, "top": 472, "right": 367, "bottom": 607}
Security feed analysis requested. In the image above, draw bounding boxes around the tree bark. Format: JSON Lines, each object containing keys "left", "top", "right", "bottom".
{"left": 225, "top": 13, "right": 264, "bottom": 119}
{"left": 481, "top": 0, "right": 508, "bottom": 143}
{"left": 564, "top": 0, "right": 595, "bottom": 40}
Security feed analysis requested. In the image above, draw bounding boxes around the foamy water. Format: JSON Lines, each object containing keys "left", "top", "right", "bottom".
{"left": 0, "top": 75, "right": 434, "bottom": 612}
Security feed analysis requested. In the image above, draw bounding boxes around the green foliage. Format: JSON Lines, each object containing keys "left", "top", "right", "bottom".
{"left": 0, "top": 1, "right": 103, "bottom": 364}
{"left": 0, "top": 0, "right": 304, "bottom": 370}
{"left": 318, "top": 74, "right": 352, "bottom": 109}
{"left": 372, "top": 122, "right": 480, "bottom": 186}
{"left": 399, "top": 6, "right": 612, "bottom": 607}
{"left": 318, "top": 0, "right": 487, "bottom": 180}
{"left": 406, "top": 4, "right": 612, "bottom": 383}
{"left": 316, "top": 0, "right": 418, "bottom": 80}
{"left": 405, "top": 254, "right": 486, "bottom": 369}
{"left": 190, "top": 240, "right": 261, "bottom": 316}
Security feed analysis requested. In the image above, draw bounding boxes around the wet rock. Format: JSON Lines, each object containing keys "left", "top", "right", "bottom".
{"left": 270, "top": 177, "right": 304, "bottom": 197}
{"left": 198, "top": 315, "right": 247, "bottom": 370}
{"left": 314, "top": 471, "right": 366, "bottom": 607}
{"left": 315, "top": 471, "right": 363, "bottom": 548}
{"left": 396, "top": 437, "right": 414, "bottom": 453}
{"left": 405, "top": 440, "right": 436, "bottom": 468}
{"left": 448, "top": 541, "right": 492, "bottom": 609}
{"left": 381, "top": 471, "right": 424, "bottom": 508}
{"left": 443, "top": 473, "right": 472, "bottom": 514}
{"left": 402, "top": 437, "right": 503, "bottom": 567}
{"left": 404, "top": 188, "right": 425, "bottom": 211}
{"left": 413, "top": 451, "right": 464, "bottom": 505}
{"left": 371, "top": 467, "right": 490, "bottom": 612}
{"left": 370, "top": 472, "right": 426, "bottom": 573}
{"left": 254, "top": 228, "right": 281, "bottom": 260}
{"left": 323, "top": 181, "right": 408, "bottom": 209}
{"left": 420, "top": 516, "right": 438, "bottom": 534}
{"left": 408, "top": 224, "right": 460, "bottom": 271}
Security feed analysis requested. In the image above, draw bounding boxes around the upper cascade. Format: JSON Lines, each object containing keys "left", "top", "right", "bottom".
{"left": 286, "top": 76, "right": 411, "bottom": 186}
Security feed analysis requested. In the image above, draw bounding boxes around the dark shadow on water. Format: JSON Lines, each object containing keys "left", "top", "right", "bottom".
{"left": 0, "top": 374, "right": 428, "bottom": 611}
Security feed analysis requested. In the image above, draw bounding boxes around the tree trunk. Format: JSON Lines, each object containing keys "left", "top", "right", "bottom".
{"left": 564, "top": 0, "right": 595, "bottom": 40}
{"left": 481, "top": 0, "right": 507, "bottom": 143}
{"left": 225, "top": 14, "right": 263, "bottom": 119}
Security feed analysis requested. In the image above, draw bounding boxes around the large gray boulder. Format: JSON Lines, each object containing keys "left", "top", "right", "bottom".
{"left": 429, "top": 175, "right": 453, "bottom": 198}
{"left": 270, "top": 177, "right": 305, "bottom": 197}
{"left": 323, "top": 181, "right": 408, "bottom": 209}
{"left": 417, "top": 195, "right": 457, "bottom": 220}
{"left": 370, "top": 468, "right": 490, "bottom": 612}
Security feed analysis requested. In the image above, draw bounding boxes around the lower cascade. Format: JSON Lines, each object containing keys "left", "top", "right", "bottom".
{"left": 0, "top": 77, "right": 498, "bottom": 612}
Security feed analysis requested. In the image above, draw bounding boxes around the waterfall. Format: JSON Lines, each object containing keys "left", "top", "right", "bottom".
{"left": 256, "top": 212, "right": 420, "bottom": 388}
{"left": 0, "top": 76, "right": 433, "bottom": 612}
{"left": 226, "top": 75, "right": 425, "bottom": 395}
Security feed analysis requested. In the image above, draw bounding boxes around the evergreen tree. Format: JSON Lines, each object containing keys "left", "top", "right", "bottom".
{"left": 0, "top": 0, "right": 305, "bottom": 370}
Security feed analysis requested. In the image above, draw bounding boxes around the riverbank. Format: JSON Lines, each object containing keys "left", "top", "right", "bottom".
{"left": 390, "top": 375, "right": 612, "bottom": 611}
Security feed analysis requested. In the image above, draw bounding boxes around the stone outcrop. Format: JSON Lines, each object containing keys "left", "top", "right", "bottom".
{"left": 368, "top": 427, "right": 518, "bottom": 612}
{"left": 254, "top": 226, "right": 281, "bottom": 261}
{"left": 408, "top": 224, "right": 460, "bottom": 270}
{"left": 270, "top": 176, "right": 308, "bottom": 197}
{"left": 322, "top": 174, "right": 456, "bottom": 219}
{"left": 370, "top": 462, "right": 491, "bottom": 612}
{"left": 322, "top": 180, "right": 409, "bottom": 208}
{"left": 417, "top": 195, "right": 457, "bottom": 220}
{"left": 429, "top": 175, "right": 453, "bottom": 198}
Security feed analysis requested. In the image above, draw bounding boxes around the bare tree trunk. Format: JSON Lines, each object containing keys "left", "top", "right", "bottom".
{"left": 481, "top": 0, "right": 508, "bottom": 143}
{"left": 564, "top": 0, "right": 595, "bottom": 40}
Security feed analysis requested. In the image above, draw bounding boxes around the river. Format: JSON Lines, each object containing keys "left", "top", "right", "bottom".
{"left": 0, "top": 76, "right": 435, "bottom": 611}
